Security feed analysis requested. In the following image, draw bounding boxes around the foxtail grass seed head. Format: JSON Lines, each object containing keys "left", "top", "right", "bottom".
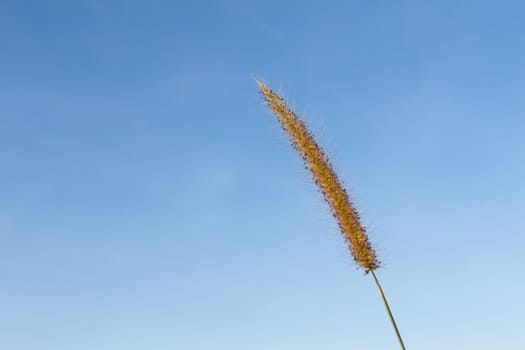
{"left": 257, "top": 80, "right": 380, "bottom": 272}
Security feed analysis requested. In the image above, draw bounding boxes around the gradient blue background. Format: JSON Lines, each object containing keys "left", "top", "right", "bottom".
{"left": 1, "top": 1, "right": 525, "bottom": 349}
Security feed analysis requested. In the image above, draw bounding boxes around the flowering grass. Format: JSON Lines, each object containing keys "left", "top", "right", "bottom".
{"left": 257, "top": 80, "right": 406, "bottom": 349}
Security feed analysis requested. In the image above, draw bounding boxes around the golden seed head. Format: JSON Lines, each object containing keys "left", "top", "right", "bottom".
{"left": 257, "top": 80, "right": 380, "bottom": 272}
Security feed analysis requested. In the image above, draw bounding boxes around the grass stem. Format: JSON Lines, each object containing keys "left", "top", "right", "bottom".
{"left": 370, "top": 270, "right": 406, "bottom": 350}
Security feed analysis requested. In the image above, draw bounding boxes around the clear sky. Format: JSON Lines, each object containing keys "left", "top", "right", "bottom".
{"left": 1, "top": 1, "right": 525, "bottom": 349}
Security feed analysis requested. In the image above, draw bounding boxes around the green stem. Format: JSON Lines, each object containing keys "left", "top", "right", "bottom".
{"left": 370, "top": 270, "right": 406, "bottom": 350}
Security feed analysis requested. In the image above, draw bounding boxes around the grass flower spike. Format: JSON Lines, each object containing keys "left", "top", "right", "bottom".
{"left": 257, "top": 80, "right": 406, "bottom": 350}
{"left": 257, "top": 80, "right": 379, "bottom": 272}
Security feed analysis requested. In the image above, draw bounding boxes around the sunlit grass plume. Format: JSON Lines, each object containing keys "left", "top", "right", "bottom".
{"left": 257, "top": 80, "right": 406, "bottom": 350}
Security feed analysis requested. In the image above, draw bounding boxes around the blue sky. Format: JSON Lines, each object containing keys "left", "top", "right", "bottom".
{"left": 1, "top": 1, "right": 525, "bottom": 349}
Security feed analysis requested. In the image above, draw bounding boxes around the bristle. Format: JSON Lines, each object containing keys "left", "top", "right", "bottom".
{"left": 257, "top": 80, "right": 380, "bottom": 272}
